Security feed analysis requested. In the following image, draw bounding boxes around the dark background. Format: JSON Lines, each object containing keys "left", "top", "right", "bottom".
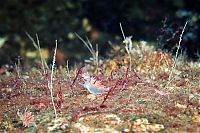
{"left": 0, "top": 0, "right": 199, "bottom": 67}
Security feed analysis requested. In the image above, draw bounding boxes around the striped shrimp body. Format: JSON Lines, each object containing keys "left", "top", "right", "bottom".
{"left": 82, "top": 73, "right": 109, "bottom": 95}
